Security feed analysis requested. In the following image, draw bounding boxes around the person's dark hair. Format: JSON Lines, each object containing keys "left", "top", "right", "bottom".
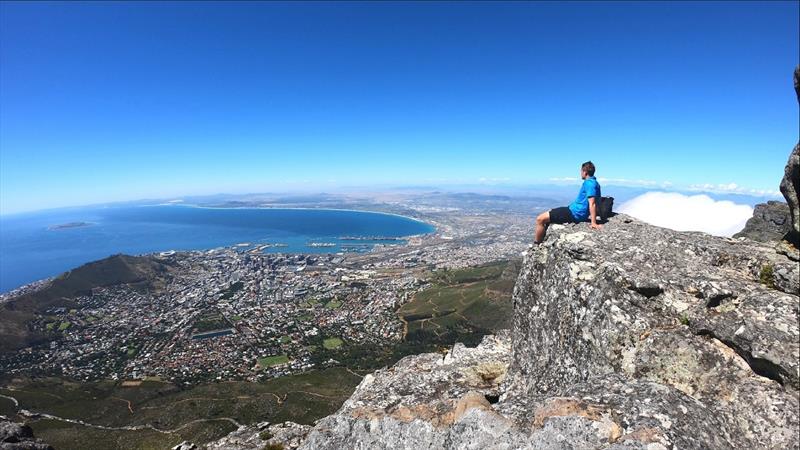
{"left": 581, "top": 161, "right": 596, "bottom": 176}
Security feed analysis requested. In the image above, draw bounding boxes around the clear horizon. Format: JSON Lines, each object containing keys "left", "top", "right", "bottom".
{"left": 1, "top": 1, "right": 798, "bottom": 215}
{"left": 0, "top": 179, "right": 783, "bottom": 217}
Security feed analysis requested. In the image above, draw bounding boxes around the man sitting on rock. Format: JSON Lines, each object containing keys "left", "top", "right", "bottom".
{"left": 534, "top": 161, "right": 602, "bottom": 244}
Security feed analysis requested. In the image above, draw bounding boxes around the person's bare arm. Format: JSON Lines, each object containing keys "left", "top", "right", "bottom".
{"left": 588, "top": 197, "right": 602, "bottom": 229}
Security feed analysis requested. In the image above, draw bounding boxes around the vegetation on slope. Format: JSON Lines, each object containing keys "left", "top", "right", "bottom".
{"left": 2, "top": 368, "right": 360, "bottom": 450}
{"left": 0, "top": 255, "right": 174, "bottom": 353}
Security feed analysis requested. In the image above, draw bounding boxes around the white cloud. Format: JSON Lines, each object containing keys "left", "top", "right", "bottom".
{"left": 548, "top": 176, "right": 779, "bottom": 198}
{"left": 478, "top": 177, "right": 511, "bottom": 184}
{"left": 618, "top": 192, "right": 753, "bottom": 237}
{"left": 687, "top": 183, "right": 781, "bottom": 197}
{"left": 597, "top": 177, "right": 658, "bottom": 187}
{"left": 550, "top": 177, "right": 674, "bottom": 189}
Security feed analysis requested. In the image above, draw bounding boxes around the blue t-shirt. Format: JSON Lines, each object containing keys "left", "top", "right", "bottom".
{"left": 568, "top": 176, "right": 601, "bottom": 221}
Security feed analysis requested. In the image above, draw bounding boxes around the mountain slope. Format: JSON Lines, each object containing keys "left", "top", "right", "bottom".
{"left": 287, "top": 214, "right": 798, "bottom": 449}
{"left": 0, "top": 254, "right": 173, "bottom": 353}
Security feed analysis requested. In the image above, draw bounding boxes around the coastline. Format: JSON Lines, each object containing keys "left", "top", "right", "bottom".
{"left": 148, "top": 202, "right": 439, "bottom": 234}
{"left": 1, "top": 205, "right": 438, "bottom": 295}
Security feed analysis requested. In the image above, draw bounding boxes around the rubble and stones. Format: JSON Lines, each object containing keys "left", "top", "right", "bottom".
{"left": 0, "top": 416, "right": 53, "bottom": 450}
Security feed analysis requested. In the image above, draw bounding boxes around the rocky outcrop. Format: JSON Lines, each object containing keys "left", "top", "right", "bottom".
{"left": 734, "top": 200, "right": 793, "bottom": 242}
{"left": 204, "top": 421, "right": 311, "bottom": 450}
{"left": 300, "top": 333, "right": 514, "bottom": 449}
{"left": 779, "top": 66, "right": 800, "bottom": 247}
{"left": 294, "top": 215, "right": 799, "bottom": 449}
{"left": 781, "top": 143, "right": 800, "bottom": 246}
{"left": 0, "top": 417, "right": 53, "bottom": 450}
{"left": 795, "top": 64, "right": 800, "bottom": 103}
{"left": 504, "top": 216, "right": 799, "bottom": 448}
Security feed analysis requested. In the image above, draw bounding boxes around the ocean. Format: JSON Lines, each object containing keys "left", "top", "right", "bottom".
{"left": 0, "top": 204, "right": 435, "bottom": 293}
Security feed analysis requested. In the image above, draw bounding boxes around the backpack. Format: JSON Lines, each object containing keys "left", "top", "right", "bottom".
{"left": 597, "top": 196, "right": 614, "bottom": 221}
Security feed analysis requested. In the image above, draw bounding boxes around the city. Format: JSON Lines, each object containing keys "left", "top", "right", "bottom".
{"left": 0, "top": 193, "right": 543, "bottom": 385}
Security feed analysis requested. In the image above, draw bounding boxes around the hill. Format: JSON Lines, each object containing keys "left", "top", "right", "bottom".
{"left": 399, "top": 260, "right": 519, "bottom": 341}
{"left": 0, "top": 254, "right": 174, "bottom": 353}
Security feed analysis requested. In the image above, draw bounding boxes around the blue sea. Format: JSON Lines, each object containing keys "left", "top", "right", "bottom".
{"left": 0, "top": 205, "right": 435, "bottom": 293}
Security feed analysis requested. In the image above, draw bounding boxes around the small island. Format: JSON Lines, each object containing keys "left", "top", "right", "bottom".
{"left": 48, "top": 221, "right": 93, "bottom": 230}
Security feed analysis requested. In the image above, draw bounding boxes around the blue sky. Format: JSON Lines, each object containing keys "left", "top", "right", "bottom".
{"left": 1, "top": 1, "right": 797, "bottom": 214}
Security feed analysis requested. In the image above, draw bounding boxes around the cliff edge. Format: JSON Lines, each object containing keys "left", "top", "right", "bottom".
{"left": 288, "top": 215, "right": 799, "bottom": 450}
{"left": 207, "top": 68, "right": 800, "bottom": 449}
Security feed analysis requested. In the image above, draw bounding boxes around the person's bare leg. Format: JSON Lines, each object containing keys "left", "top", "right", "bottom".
{"left": 535, "top": 211, "right": 550, "bottom": 243}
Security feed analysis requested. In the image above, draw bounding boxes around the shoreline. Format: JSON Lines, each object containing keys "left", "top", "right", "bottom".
{"left": 148, "top": 202, "right": 439, "bottom": 234}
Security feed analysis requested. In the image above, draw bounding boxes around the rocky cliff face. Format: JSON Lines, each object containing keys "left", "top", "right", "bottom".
{"left": 778, "top": 65, "right": 800, "bottom": 246}
{"left": 286, "top": 215, "right": 799, "bottom": 450}
{"left": 781, "top": 143, "right": 800, "bottom": 247}
{"left": 503, "top": 216, "right": 798, "bottom": 449}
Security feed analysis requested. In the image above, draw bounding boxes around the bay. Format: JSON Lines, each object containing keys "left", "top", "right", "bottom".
{"left": 0, "top": 205, "right": 434, "bottom": 293}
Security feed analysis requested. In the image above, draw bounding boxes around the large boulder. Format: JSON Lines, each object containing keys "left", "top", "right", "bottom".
{"left": 781, "top": 143, "right": 800, "bottom": 246}
{"left": 295, "top": 215, "right": 798, "bottom": 449}
{"left": 734, "top": 200, "right": 793, "bottom": 242}
{"left": 505, "top": 216, "right": 799, "bottom": 449}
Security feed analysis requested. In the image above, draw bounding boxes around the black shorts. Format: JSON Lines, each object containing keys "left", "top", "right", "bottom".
{"left": 549, "top": 206, "right": 577, "bottom": 224}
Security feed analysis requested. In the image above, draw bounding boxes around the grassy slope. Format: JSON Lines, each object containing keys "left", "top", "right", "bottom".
{"left": 306, "top": 259, "right": 521, "bottom": 371}
{"left": 398, "top": 260, "right": 520, "bottom": 337}
{"left": 4, "top": 367, "right": 361, "bottom": 450}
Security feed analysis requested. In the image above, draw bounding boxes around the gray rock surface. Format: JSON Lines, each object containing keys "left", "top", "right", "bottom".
{"left": 780, "top": 66, "right": 800, "bottom": 247}
{"left": 205, "top": 421, "right": 311, "bottom": 450}
{"left": 781, "top": 143, "right": 800, "bottom": 246}
{"left": 295, "top": 215, "right": 799, "bottom": 450}
{"left": 300, "top": 333, "right": 519, "bottom": 450}
{"left": 505, "top": 217, "right": 799, "bottom": 449}
{"left": 0, "top": 417, "right": 53, "bottom": 450}
{"left": 795, "top": 63, "right": 800, "bottom": 103}
{"left": 734, "top": 200, "right": 793, "bottom": 242}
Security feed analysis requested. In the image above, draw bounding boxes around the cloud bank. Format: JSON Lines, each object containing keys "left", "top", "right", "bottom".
{"left": 687, "top": 182, "right": 781, "bottom": 198}
{"left": 618, "top": 192, "right": 753, "bottom": 237}
{"left": 547, "top": 177, "right": 781, "bottom": 198}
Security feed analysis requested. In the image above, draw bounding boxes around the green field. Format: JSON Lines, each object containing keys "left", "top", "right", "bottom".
{"left": 191, "top": 312, "right": 230, "bottom": 333}
{"left": 2, "top": 368, "right": 361, "bottom": 450}
{"left": 258, "top": 354, "right": 290, "bottom": 368}
{"left": 398, "top": 260, "right": 519, "bottom": 338}
{"left": 322, "top": 337, "right": 343, "bottom": 350}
